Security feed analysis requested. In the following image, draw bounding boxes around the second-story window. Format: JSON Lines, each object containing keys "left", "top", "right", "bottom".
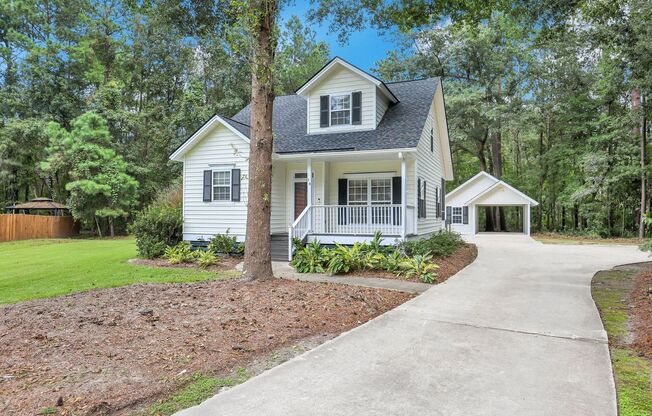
{"left": 330, "top": 95, "right": 351, "bottom": 125}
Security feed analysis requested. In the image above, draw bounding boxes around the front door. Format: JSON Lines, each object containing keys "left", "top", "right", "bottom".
{"left": 294, "top": 182, "right": 307, "bottom": 219}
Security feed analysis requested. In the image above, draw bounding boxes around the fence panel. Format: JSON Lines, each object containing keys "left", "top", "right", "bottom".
{"left": 0, "top": 214, "right": 78, "bottom": 242}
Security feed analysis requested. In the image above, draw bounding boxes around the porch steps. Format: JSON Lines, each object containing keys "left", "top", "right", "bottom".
{"left": 271, "top": 233, "right": 289, "bottom": 262}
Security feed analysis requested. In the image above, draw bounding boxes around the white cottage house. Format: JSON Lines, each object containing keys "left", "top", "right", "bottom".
{"left": 170, "top": 57, "right": 454, "bottom": 260}
{"left": 445, "top": 171, "right": 539, "bottom": 236}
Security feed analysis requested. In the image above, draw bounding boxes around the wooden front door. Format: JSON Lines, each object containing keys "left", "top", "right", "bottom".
{"left": 294, "top": 182, "right": 308, "bottom": 219}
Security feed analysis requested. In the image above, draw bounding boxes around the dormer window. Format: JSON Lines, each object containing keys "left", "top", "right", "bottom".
{"left": 319, "top": 92, "right": 362, "bottom": 128}
{"left": 331, "top": 95, "right": 351, "bottom": 125}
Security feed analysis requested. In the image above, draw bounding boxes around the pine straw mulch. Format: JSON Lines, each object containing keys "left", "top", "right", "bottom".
{"left": 127, "top": 255, "right": 242, "bottom": 273}
{"left": 349, "top": 243, "right": 478, "bottom": 284}
{"left": 631, "top": 267, "right": 652, "bottom": 358}
{"left": 0, "top": 278, "right": 413, "bottom": 416}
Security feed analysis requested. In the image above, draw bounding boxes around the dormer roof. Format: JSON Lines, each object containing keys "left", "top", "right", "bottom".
{"left": 295, "top": 57, "right": 399, "bottom": 104}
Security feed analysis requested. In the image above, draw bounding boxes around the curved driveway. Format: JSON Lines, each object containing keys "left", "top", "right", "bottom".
{"left": 177, "top": 235, "right": 648, "bottom": 416}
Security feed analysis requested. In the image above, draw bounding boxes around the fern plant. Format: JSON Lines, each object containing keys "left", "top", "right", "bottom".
{"left": 400, "top": 253, "right": 439, "bottom": 283}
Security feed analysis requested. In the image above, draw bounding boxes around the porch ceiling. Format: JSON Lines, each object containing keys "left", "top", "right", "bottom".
{"left": 273, "top": 148, "right": 416, "bottom": 162}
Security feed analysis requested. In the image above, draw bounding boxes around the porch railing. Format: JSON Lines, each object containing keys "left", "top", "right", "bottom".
{"left": 288, "top": 204, "right": 415, "bottom": 260}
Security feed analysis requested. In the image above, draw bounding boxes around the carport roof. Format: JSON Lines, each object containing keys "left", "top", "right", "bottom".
{"left": 464, "top": 178, "right": 539, "bottom": 206}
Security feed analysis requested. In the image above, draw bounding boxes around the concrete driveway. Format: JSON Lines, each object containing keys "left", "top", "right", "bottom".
{"left": 177, "top": 235, "right": 648, "bottom": 416}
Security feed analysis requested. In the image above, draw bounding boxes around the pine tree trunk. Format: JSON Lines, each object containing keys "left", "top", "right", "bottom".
{"left": 633, "top": 89, "right": 646, "bottom": 239}
{"left": 243, "top": 0, "right": 278, "bottom": 280}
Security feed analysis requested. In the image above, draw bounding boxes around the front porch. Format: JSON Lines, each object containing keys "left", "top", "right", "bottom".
{"left": 269, "top": 149, "right": 419, "bottom": 260}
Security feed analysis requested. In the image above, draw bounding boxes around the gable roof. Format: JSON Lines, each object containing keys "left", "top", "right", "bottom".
{"left": 169, "top": 115, "right": 250, "bottom": 161}
{"left": 447, "top": 171, "right": 538, "bottom": 206}
{"left": 230, "top": 77, "right": 440, "bottom": 154}
{"left": 466, "top": 180, "right": 539, "bottom": 206}
{"left": 295, "top": 57, "right": 399, "bottom": 104}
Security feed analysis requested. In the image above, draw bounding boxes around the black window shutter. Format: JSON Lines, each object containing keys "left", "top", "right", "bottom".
{"left": 320, "top": 95, "right": 329, "bottom": 127}
{"left": 417, "top": 178, "right": 421, "bottom": 219}
{"left": 463, "top": 206, "right": 469, "bottom": 224}
{"left": 441, "top": 177, "right": 446, "bottom": 220}
{"left": 430, "top": 128, "right": 434, "bottom": 152}
{"left": 392, "top": 176, "right": 401, "bottom": 226}
{"left": 435, "top": 187, "right": 439, "bottom": 218}
{"left": 446, "top": 206, "right": 452, "bottom": 224}
{"left": 423, "top": 181, "right": 427, "bottom": 218}
{"left": 231, "top": 169, "right": 241, "bottom": 202}
{"left": 338, "top": 178, "right": 347, "bottom": 225}
{"left": 203, "top": 170, "right": 212, "bottom": 202}
{"left": 352, "top": 92, "right": 362, "bottom": 125}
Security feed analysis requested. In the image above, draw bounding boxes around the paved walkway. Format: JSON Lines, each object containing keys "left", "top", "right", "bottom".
{"left": 271, "top": 261, "right": 432, "bottom": 294}
{"left": 178, "top": 235, "right": 649, "bottom": 416}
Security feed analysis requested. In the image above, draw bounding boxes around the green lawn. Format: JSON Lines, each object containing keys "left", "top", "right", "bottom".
{"left": 0, "top": 238, "right": 228, "bottom": 304}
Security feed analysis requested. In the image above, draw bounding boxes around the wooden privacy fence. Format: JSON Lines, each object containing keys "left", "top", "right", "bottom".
{"left": 0, "top": 214, "right": 79, "bottom": 242}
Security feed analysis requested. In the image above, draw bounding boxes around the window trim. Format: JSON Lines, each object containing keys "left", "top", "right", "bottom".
{"left": 212, "top": 170, "right": 231, "bottom": 202}
{"left": 329, "top": 93, "right": 352, "bottom": 126}
{"left": 452, "top": 206, "right": 463, "bottom": 224}
{"left": 347, "top": 177, "right": 392, "bottom": 206}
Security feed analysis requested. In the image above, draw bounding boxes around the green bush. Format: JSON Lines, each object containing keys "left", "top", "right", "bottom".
{"left": 327, "top": 243, "right": 366, "bottom": 274}
{"left": 401, "top": 230, "right": 464, "bottom": 258}
{"left": 196, "top": 250, "right": 219, "bottom": 269}
{"left": 381, "top": 249, "right": 406, "bottom": 274}
{"left": 130, "top": 185, "right": 182, "bottom": 258}
{"left": 164, "top": 242, "right": 197, "bottom": 264}
{"left": 207, "top": 230, "right": 243, "bottom": 255}
{"left": 400, "top": 253, "right": 439, "bottom": 283}
{"left": 291, "top": 241, "right": 328, "bottom": 273}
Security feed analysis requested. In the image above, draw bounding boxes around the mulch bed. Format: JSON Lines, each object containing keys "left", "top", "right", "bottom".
{"left": 631, "top": 268, "right": 652, "bottom": 358}
{"left": 348, "top": 243, "right": 478, "bottom": 284}
{"left": 0, "top": 278, "right": 412, "bottom": 415}
{"left": 128, "top": 256, "right": 242, "bottom": 273}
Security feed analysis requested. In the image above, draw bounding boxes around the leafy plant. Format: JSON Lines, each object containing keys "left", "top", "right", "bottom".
{"left": 327, "top": 243, "right": 365, "bottom": 274}
{"left": 207, "top": 230, "right": 243, "bottom": 255}
{"left": 164, "top": 242, "right": 197, "bottom": 264}
{"left": 639, "top": 239, "right": 652, "bottom": 253}
{"left": 400, "top": 253, "right": 439, "bottom": 283}
{"left": 361, "top": 250, "right": 386, "bottom": 271}
{"left": 130, "top": 185, "right": 183, "bottom": 259}
{"left": 196, "top": 250, "right": 219, "bottom": 269}
{"left": 382, "top": 249, "right": 406, "bottom": 274}
{"left": 400, "top": 231, "right": 464, "bottom": 258}
{"left": 291, "top": 241, "right": 328, "bottom": 273}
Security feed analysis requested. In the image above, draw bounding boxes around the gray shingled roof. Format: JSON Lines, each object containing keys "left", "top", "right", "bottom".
{"left": 228, "top": 77, "right": 439, "bottom": 154}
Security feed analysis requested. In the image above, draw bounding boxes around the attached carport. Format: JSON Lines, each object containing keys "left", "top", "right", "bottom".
{"left": 446, "top": 172, "right": 539, "bottom": 236}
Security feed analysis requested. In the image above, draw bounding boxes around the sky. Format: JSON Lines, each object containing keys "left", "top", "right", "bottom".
{"left": 281, "top": 2, "right": 406, "bottom": 72}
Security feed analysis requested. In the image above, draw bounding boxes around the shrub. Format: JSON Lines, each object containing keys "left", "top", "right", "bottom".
{"left": 400, "top": 253, "right": 439, "bottom": 283}
{"left": 381, "top": 249, "right": 406, "bottom": 274}
{"left": 327, "top": 243, "right": 366, "bottom": 274}
{"left": 196, "top": 250, "right": 219, "bottom": 268}
{"left": 130, "top": 185, "right": 182, "bottom": 258}
{"left": 291, "top": 241, "right": 328, "bottom": 273}
{"left": 640, "top": 239, "right": 652, "bottom": 253}
{"left": 164, "top": 242, "right": 197, "bottom": 264}
{"left": 208, "top": 230, "right": 243, "bottom": 255}
{"left": 401, "top": 230, "right": 464, "bottom": 258}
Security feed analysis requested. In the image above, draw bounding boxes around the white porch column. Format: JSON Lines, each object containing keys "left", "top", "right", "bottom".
{"left": 400, "top": 153, "right": 407, "bottom": 238}
{"left": 307, "top": 158, "right": 313, "bottom": 232}
{"left": 306, "top": 158, "right": 313, "bottom": 206}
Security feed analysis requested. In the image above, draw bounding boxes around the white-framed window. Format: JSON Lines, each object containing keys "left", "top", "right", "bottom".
{"left": 370, "top": 178, "right": 392, "bottom": 204}
{"left": 330, "top": 94, "right": 351, "bottom": 125}
{"left": 348, "top": 179, "right": 368, "bottom": 205}
{"left": 213, "top": 170, "right": 231, "bottom": 201}
{"left": 452, "top": 207, "right": 463, "bottom": 224}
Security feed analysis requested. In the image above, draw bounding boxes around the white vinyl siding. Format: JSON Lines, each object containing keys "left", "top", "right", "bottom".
{"left": 182, "top": 123, "right": 249, "bottom": 242}
{"left": 415, "top": 95, "right": 446, "bottom": 235}
{"left": 270, "top": 162, "right": 287, "bottom": 233}
{"left": 307, "top": 66, "right": 376, "bottom": 134}
{"left": 376, "top": 92, "right": 389, "bottom": 126}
